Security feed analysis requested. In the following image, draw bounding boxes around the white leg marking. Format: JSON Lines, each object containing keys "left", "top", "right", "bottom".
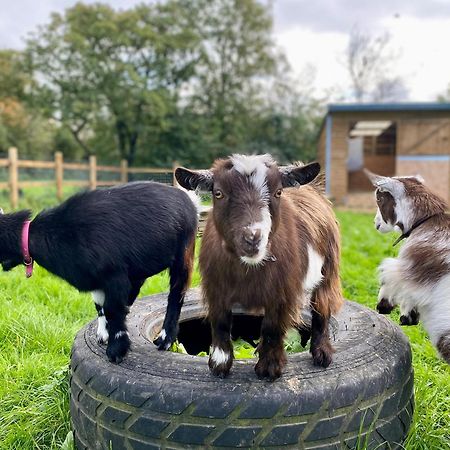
{"left": 114, "top": 330, "right": 129, "bottom": 340}
{"left": 92, "top": 290, "right": 105, "bottom": 307}
{"left": 210, "top": 346, "right": 230, "bottom": 367}
{"left": 304, "top": 245, "right": 324, "bottom": 291}
{"left": 378, "top": 285, "right": 398, "bottom": 306}
{"left": 97, "top": 315, "right": 109, "bottom": 344}
{"left": 158, "top": 329, "right": 167, "bottom": 341}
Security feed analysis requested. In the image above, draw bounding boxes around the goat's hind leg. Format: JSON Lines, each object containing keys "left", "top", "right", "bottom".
{"left": 103, "top": 276, "right": 131, "bottom": 364}
{"left": 154, "top": 237, "right": 195, "bottom": 350}
{"left": 92, "top": 290, "right": 108, "bottom": 344}
{"left": 310, "top": 285, "right": 336, "bottom": 368}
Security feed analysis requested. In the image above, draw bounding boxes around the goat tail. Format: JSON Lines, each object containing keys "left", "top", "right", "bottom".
{"left": 177, "top": 185, "right": 202, "bottom": 215}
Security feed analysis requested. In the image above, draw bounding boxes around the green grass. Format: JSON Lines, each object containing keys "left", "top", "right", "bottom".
{"left": 0, "top": 191, "right": 448, "bottom": 449}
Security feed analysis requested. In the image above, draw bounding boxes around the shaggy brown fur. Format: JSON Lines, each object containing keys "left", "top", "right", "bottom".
{"left": 177, "top": 155, "right": 343, "bottom": 380}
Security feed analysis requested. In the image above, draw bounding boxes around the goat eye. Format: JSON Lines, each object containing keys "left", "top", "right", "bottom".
{"left": 274, "top": 189, "right": 282, "bottom": 198}
{"left": 214, "top": 190, "right": 224, "bottom": 199}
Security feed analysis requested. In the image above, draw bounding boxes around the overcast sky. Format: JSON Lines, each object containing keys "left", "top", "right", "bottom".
{"left": 1, "top": 0, "right": 449, "bottom": 101}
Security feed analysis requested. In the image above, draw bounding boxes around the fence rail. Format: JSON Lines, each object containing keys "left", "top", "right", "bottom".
{"left": 1, "top": 147, "right": 177, "bottom": 208}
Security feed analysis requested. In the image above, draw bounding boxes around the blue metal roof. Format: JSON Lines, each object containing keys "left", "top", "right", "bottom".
{"left": 328, "top": 102, "right": 450, "bottom": 113}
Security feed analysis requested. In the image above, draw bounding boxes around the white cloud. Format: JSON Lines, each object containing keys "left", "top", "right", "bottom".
{"left": 0, "top": 1, "right": 449, "bottom": 101}
{"left": 273, "top": 8, "right": 450, "bottom": 101}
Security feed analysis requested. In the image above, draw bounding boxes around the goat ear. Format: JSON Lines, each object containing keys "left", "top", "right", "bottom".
{"left": 364, "top": 169, "right": 404, "bottom": 195}
{"left": 363, "top": 169, "right": 390, "bottom": 188}
{"left": 280, "top": 162, "right": 320, "bottom": 187}
{"left": 413, "top": 173, "right": 425, "bottom": 184}
{"left": 0, "top": 207, "right": 3, "bottom": 214}
{"left": 175, "top": 167, "right": 214, "bottom": 192}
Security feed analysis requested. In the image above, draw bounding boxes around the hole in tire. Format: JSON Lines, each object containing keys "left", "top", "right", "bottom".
{"left": 177, "top": 314, "right": 264, "bottom": 355}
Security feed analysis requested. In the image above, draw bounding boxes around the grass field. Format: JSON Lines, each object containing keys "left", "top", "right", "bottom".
{"left": 0, "top": 189, "right": 448, "bottom": 449}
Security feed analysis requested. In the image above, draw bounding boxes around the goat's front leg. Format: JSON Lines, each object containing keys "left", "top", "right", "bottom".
{"left": 376, "top": 283, "right": 397, "bottom": 314}
{"left": 255, "top": 310, "right": 288, "bottom": 381}
{"left": 399, "top": 303, "right": 420, "bottom": 326}
{"left": 155, "top": 238, "right": 195, "bottom": 351}
{"left": 377, "top": 257, "right": 403, "bottom": 314}
{"left": 209, "top": 310, "right": 233, "bottom": 378}
{"left": 103, "top": 276, "right": 131, "bottom": 364}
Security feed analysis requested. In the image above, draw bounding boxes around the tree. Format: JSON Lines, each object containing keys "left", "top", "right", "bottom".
{"left": 345, "top": 27, "right": 407, "bottom": 102}
{"left": 372, "top": 76, "right": 409, "bottom": 102}
{"left": 0, "top": 50, "right": 56, "bottom": 157}
{"left": 186, "top": 0, "right": 278, "bottom": 156}
{"left": 26, "top": 1, "right": 200, "bottom": 165}
{"left": 437, "top": 84, "right": 450, "bottom": 102}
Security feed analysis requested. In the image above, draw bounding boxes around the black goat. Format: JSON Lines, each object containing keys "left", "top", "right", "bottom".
{"left": 0, "top": 182, "right": 198, "bottom": 363}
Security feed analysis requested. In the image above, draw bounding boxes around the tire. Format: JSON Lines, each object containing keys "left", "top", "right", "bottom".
{"left": 71, "top": 288, "right": 414, "bottom": 450}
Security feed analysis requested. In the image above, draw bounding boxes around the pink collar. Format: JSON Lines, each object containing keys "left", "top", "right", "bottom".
{"left": 21, "top": 220, "right": 34, "bottom": 278}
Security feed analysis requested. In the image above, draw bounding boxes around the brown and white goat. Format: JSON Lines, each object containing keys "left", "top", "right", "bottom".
{"left": 176, "top": 154, "right": 343, "bottom": 380}
{"left": 366, "top": 169, "right": 450, "bottom": 364}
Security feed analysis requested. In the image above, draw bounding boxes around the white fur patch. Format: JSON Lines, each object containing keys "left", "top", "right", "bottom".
{"left": 240, "top": 206, "right": 272, "bottom": 266}
{"left": 374, "top": 208, "right": 395, "bottom": 233}
{"left": 158, "top": 329, "right": 167, "bottom": 341}
{"left": 177, "top": 185, "right": 201, "bottom": 213}
{"left": 231, "top": 154, "right": 273, "bottom": 199}
{"left": 378, "top": 254, "right": 450, "bottom": 346}
{"left": 210, "top": 347, "right": 230, "bottom": 367}
{"left": 92, "top": 290, "right": 105, "bottom": 307}
{"left": 304, "top": 245, "right": 324, "bottom": 291}
{"left": 394, "top": 196, "right": 414, "bottom": 233}
{"left": 115, "top": 331, "right": 128, "bottom": 339}
{"left": 231, "top": 155, "right": 274, "bottom": 266}
{"left": 97, "top": 315, "right": 109, "bottom": 344}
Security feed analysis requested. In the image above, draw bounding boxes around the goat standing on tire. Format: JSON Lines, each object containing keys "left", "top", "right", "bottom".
{"left": 176, "top": 154, "right": 343, "bottom": 380}
{"left": 0, "top": 182, "right": 198, "bottom": 363}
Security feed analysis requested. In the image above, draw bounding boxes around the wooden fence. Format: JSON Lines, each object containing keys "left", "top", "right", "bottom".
{"left": 0, "top": 147, "right": 176, "bottom": 208}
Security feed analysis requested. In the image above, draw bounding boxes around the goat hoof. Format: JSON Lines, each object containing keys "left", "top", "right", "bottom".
{"left": 106, "top": 332, "right": 130, "bottom": 364}
{"left": 154, "top": 328, "right": 174, "bottom": 351}
{"left": 97, "top": 335, "right": 108, "bottom": 345}
{"left": 400, "top": 311, "right": 419, "bottom": 326}
{"left": 311, "top": 344, "right": 333, "bottom": 368}
{"left": 254, "top": 354, "right": 286, "bottom": 381}
{"left": 208, "top": 360, "right": 232, "bottom": 378}
{"left": 376, "top": 298, "right": 394, "bottom": 314}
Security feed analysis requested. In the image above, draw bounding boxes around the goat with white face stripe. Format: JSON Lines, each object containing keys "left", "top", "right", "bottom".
{"left": 366, "top": 169, "right": 450, "bottom": 364}
{"left": 176, "top": 154, "right": 343, "bottom": 380}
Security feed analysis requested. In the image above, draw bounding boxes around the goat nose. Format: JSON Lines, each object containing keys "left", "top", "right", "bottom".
{"left": 243, "top": 229, "right": 262, "bottom": 247}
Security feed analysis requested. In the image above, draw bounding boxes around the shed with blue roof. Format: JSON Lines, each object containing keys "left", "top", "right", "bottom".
{"left": 317, "top": 102, "right": 450, "bottom": 206}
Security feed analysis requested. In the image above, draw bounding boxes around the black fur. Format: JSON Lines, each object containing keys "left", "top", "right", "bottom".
{"left": 0, "top": 182, "right": 198, "bottom": 363}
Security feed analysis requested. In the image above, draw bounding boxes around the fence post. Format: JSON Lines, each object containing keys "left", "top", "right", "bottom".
{"left": 120, "top": 159, "right": 128, "bottom": 184}
{"left": 55, "top": 151, "right": 63, "bottom": 201}
{"left": 89, "top": 155, "right": 97, "bottom": 190}
{"left": 172, "top": 160, "right": 179, "bottom": 186}
{"left": 8, "top": 147, "right": 18, "bottom": 209}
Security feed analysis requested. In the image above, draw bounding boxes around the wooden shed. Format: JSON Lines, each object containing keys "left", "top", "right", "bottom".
{"left": 317, "top": 102, "right": 450, "bottom": 207}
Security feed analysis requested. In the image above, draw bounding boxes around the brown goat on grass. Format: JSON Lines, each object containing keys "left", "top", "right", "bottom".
{"left": 176, "top": 154, "right": 343, "bottom": 380}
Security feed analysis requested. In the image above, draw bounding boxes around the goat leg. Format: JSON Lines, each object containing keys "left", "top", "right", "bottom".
{"left": 208, "top": 310, "right": 234, "bottom": 378}
{"left": 255, "top": 313, "right": 287, "bottom": 381}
